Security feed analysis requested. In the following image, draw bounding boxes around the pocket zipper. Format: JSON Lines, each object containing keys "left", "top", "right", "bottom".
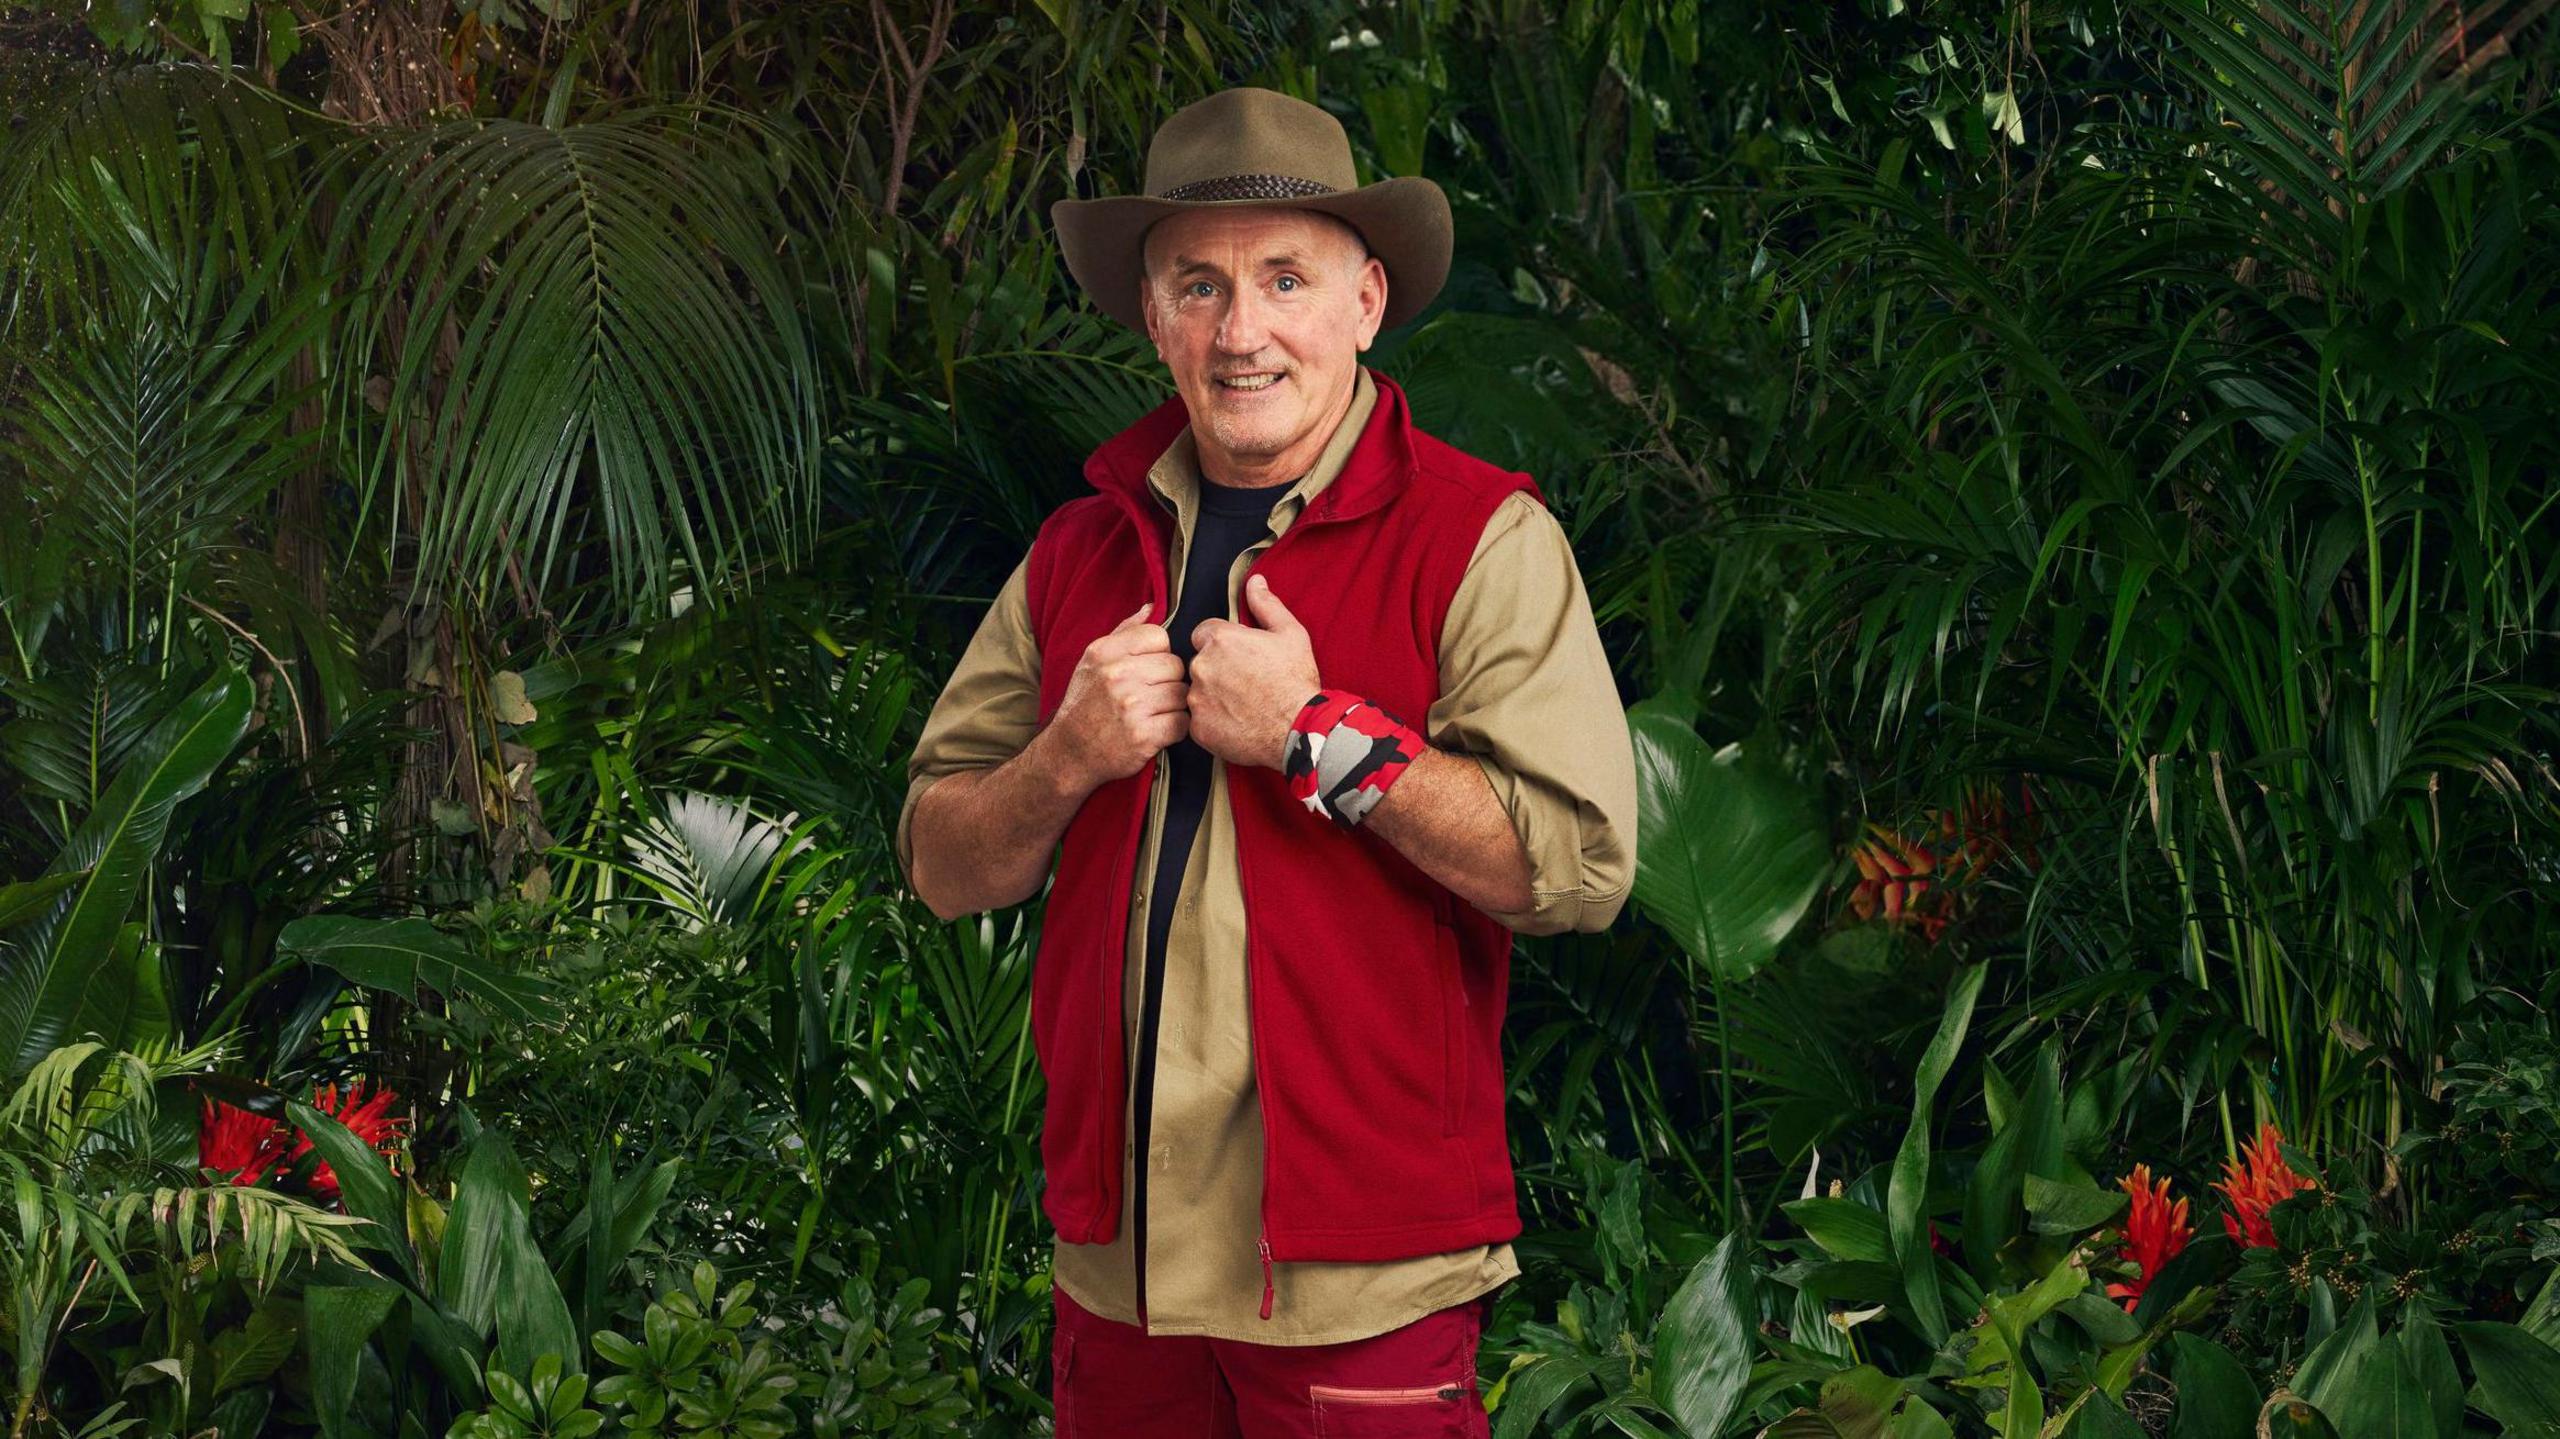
{"left": 1258, "top": 1231, "right": 1274, "bottom": 1320}
{"left": 1308, "top": 1383, "right": 1469, "bottom": 1404}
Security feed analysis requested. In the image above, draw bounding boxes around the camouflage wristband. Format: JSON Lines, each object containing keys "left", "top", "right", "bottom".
{"left": 1281, "top": 689, "right": 1422, "bottom": 828}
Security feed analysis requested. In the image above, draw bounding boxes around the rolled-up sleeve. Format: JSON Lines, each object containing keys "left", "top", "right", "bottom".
{"left": 1425, "top": 490, "right": 1637, "bottom": 935}
{"left": 895, "top": 557, "right": 1043, "bottom": 894}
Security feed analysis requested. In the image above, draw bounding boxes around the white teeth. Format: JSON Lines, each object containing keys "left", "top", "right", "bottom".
{"left": 1219, "top": 373, "right": 1280, "bottom": 390}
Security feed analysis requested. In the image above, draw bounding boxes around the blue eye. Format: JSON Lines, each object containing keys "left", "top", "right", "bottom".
{"left": 1189, "top": 281, "right": 1217, "bottom": 298}
{"left": 1276, "top": 275, "right": 1300, "bottom": 292}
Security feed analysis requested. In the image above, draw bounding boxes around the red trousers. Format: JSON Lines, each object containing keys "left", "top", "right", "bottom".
{"left": 1050, "top": 1283, "right": 1494, "bottom": 1437}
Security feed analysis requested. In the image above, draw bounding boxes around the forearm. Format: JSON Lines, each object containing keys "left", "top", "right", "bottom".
{"left": 1356, "top": 745, "right": 1536, "bottom": 917}
{"left": 907, "top": 726, "right": 1096, "bottom": 920}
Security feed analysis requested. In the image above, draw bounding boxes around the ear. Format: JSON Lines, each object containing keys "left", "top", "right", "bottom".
{"left": 1139, "top": 274, "right": 1162, "bottom": 350}
{"left": 1355, "top": 254, "right": 1387, "bottom": 351}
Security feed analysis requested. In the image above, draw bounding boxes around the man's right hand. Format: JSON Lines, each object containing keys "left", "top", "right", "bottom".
{"left": 1045, "top": 602, "right": 1188, "bottom": 790}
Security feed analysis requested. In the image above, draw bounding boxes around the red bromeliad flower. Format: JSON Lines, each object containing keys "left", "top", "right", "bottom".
{"left": 2108, "top": 1164, "right": 2192, "bottom": 1311}
{"left": 285, "top": 1080, "right": 408, "bottom": 1201}
{"left": 2215, "top": 1123, "right": 2314, "bottom": 1249}
{"left": 199, "top": 1100, "right": 292, "bottom": 1187}
{"left": 198, "top": 1079, "right": 406, "bottom": 1203}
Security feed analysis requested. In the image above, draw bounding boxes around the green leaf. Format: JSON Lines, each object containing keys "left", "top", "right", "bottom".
{"left": 276, "top": 915, "right": 551, "bottom": 1024}
{"left": 2455, "top": 1321, "right": 2560, "bottom": 1432}
{"left": 2395, "top": 1304, "right": 2461, "bottom": 1439}
{"left": 0, "top": 875, "right": 82, "bottom": 932}
{"left": 2068, "top": 1393, "right": 2144, "bottom": 1438}
{"left": 440, "top": 1130, "right": 581, "bottom": 1377}
{"left": 1964, "top": 1045, "right": 2065, "bottom": 1275}
{"left": 2168, "top": 1333, "right": 2259, "bottom": 1439}
{"left": 2024, "top": 1176, "right": 2126, "bottom": 1237}
{"left": 306, "top": 1281, "right": 402, "bottom": 1439}
{"left": 290, "top": 1098, "right": 414, "bottom": 1281}
{"left": 1628, "top": 711, "right": 1827, "bottom": 983}
{"left": 1784, "top": 1198, "right": 1891, "bottom": 1263}
{"left": 1890, "top": 964, "right": 1986, "bottom": 1343}
{"left": 1819, "top": 1365, "right": 1910, "bottom": 1439}
{"left": 209, "top": 1301, "right": 299, "bottom": 1395}
{"left": 0, "top": 664, "right": 250, "bottom": 1073}
{"left": 2294, "top": 1298, "right": 2425, "bottom": 1439}
{"left": 1652, "top": 1232, "right": 1754, "bottom": 1439}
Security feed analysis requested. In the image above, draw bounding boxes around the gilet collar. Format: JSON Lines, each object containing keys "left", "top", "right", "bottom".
{"left": 1083, "top": 365, "right": 1420, "bottom": 535}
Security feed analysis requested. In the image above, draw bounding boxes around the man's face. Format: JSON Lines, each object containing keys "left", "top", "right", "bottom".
{"left": 1139, "top": 207, "right": 1387, "bottom": 478}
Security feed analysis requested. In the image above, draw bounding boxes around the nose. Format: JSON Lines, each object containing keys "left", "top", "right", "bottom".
{"left": 1214, "top": 282, "right": 1268, "bottom": 356}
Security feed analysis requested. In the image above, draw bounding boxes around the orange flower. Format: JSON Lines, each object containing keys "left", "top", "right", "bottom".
{"left": 2214, "top": 1123, "right": 2314, "bottom": 1249}
{"left": 2108, "top": 1164, "right": 2192, "bottom": 1311}
{"left": 1846, "top": 779, "right": 2042, "bottom": 944}
{"left": 1848, "top": 822, "right": 1949, "bottom": 939}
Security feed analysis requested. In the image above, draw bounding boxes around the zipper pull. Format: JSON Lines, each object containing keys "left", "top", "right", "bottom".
{"left": 1258, "top": 1233, "right": 1274, "bottom": 1320}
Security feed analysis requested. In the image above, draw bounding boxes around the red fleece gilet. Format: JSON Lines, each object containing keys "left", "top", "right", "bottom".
{"left": 1025, "top": 369, "right": 1541, "bottom": 1264}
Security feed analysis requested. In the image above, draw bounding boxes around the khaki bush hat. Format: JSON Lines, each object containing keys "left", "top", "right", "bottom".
{"left": 1052, "top": 87, "right": 1452, "bottom": 332}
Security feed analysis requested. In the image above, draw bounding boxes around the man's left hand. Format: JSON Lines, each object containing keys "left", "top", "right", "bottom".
{"left": 1188, "top": 574, "right": 1321, "bottom": 771}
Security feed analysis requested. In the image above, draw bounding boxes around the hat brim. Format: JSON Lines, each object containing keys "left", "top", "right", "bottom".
{"left": 1051, "top": 176, "right": 1451, "bottom": 334}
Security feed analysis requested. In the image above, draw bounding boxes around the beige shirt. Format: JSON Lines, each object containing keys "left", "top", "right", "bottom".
{"left": 896, "top": 366, "right": 1637, "bottom": 1343}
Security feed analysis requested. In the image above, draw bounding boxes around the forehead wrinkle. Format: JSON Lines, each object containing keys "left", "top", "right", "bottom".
{"left": 1166, "top": 249, "right": 1323, "bottom": 278}
{"left": 1146, "top": 209, "right": 1364, "bottom": 283}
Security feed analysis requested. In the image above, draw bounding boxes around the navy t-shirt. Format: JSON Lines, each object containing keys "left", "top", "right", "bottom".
{"left": 1130, "top": 472, "right": 1296, "bottom": 1304}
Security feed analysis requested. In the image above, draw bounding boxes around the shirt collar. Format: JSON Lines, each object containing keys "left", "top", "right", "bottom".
{"left": 1145, "top": 366, "right": 1380, "bottom": 542}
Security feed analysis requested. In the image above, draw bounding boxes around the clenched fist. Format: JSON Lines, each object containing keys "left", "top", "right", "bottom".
{"left": 1047, "top": 602, "right": 1190, "bottom": 790}
{"left": 1187, "top": 574, "right": 1322, "bottom": 771}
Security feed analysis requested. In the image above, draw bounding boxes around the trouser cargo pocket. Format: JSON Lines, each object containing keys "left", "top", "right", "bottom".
{"left": 1310, "top": 1377, "right": 1478, "bottom": 1436}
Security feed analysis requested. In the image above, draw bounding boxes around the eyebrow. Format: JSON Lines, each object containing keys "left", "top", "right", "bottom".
{"left": 1166, "top": 252, "right": 1316, "bottom": 279}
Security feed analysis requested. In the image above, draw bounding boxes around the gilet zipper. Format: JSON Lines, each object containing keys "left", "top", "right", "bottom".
{"left": 1229, "top": 494, "right": 1370, "bottom": 1323}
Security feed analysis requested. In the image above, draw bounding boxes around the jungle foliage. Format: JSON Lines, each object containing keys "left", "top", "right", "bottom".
{"left": 2, "top": 0, "right": 2558, "bottom": 1433}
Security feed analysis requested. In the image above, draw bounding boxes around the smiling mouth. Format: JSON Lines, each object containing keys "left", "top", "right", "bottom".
{"left": 1216, "top": 372, "right": 1284, "bottom": 392}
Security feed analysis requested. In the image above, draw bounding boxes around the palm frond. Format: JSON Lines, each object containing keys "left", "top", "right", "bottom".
{"left": 331, "top": 108, "right": 822, "bottom": 622}
{"left": 623, "top": 790, "right": 804, "bottom": 927}
{"left": 7, "top": 166, "right": 322, "bottom": 603}
{"left": 0, "top": 60, "right": 303, "bottom": 335}
{"left": 2161, "top": 0, "right": 2531, "bottom": 261}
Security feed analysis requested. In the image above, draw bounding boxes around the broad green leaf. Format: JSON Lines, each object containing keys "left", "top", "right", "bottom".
{"left": 2168, "top": 1334, "right": 2259, "bottom": 1439}
{"left": 208, "top": 1301, "right": 298, "bottom": 1395}
{"left": 1819, "top": 1365, "right": 1908, "bottom": 1438}
{"left": 440, "top": 1130, "right": 581, "bottom": 1376}
{"left": 0, "top": 664, "right": 250, "bottom": 1073}
{"left": 2294, "top": 1298, "right": 2425, "bottom": 1439}
{"left": 290, "top": 1099, "right": 414, "bottom": 1282}
{"left": 2456, "top": 1321, "right": 2560, "bottom": 1431}
{"left": 2025, "top": 1176, "right": 2126, "bottom": 1236}
{"left": 1491, "top": 1353, "right": 1598, "bottom": 1439}
{"left": 305, "top": 1281, "right": 401, "bottom": 1439}
{"left": 2395, "top": 1304, "right": 2460, "bottom": 1439}
{"left": 0, "top": 875, "right": 82, "bottom": 932}
{"left": 1628, "top": 711, "right": 1827, "bottom": 983}
{"left": 1784, "top": 1198, "right": 1891, "bottom": 1264}
{"left": 2066, "top": 1393, "right": 2144, "bottom": 1438}
{"left": 1890, "top": 964, "right": 1986, "bottom": 1343}
{"left": 1653, "top": 1232, "right": 1754, "bottom": 1439}
{"left": 1965, "top": 1045, "right": 2065, "bottom": 1276}
{"left": 276, "top": 915, "right": 550, "bottom": 1024}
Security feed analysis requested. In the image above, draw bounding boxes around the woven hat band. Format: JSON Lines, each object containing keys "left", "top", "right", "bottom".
{"left": 1158, "top": 173, "right": 1338, "bottom": 203}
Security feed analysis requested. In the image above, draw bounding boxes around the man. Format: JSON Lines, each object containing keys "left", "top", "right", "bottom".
{"left": 896, "top": 87, "right": 1635, "bottom": 1436}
